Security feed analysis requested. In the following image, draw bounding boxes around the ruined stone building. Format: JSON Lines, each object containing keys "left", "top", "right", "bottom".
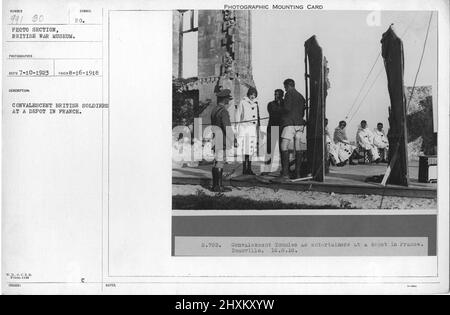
{"left": 173, "top": 10, "right": 255, "bottom": 125}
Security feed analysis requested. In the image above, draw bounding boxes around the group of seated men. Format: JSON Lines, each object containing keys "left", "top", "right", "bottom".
{"left": 325, "top": 119, "right": 389, "bottom": 167}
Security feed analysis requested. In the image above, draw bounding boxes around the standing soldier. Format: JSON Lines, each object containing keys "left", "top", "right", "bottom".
{"left": 266, "top": 89, "right": 284, "bottom": 165}
{"left": 273, "top": 79, "right": 307, "bottom": 182}
{"left": 210, "top": 89, "right": 235, "bottom": 192}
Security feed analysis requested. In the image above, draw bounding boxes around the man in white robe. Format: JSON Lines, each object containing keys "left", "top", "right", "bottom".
{"left": 331, "top": 120, "right": 361, "bottom": 166}
{"left": 356, "top": 120, "right": 380, "bottom": 163}
{"left": 373, "top": 122, "right": 389, "bottom": 163}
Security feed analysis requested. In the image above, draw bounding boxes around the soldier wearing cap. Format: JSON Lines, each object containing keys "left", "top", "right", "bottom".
{"left": 210, "top": 89, "right": 235, "bottom": 192}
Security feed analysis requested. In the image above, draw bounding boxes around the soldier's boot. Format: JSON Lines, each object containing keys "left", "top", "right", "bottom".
{"left": 246, "top": 155, "right": 256, "bottom": 176}
{"left": 300, "top": 152, "right": 311, "bottom": 178}
{"left": 242, "top": 158, "right": 248, "bottom": 175}
{"left": 211, "top": 167, "right": 221, "bottom": 192}
{"left": 247, "top": 161, "right": 256, "bottom": 176}
{"left": 294, "top": 151, "right": 303, "bottom": 179}
{"left": 272, "top": 151, "right": 290, "bottom": 183}
{"left": 211, "top": 167, "right": 231, "bottom": 193}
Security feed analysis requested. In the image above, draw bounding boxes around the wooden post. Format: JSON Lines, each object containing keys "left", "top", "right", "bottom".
{"left": 323, "top": 57, "right": 329, "bottom": 175}
{"left": 381, "top": 26, "right": 409, "bottom": 186}
{"left": 304, "top": 45, "right": 309, "bottom": 122}
{"left": 304, "top": 35, "right": 327, "bottom": 182}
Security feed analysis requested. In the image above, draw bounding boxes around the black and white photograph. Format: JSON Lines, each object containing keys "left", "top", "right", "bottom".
{"left": 172, "top": 9, "right": 438, "bottom": 210}
{"left": 2, "top": 0, "right": 448, "bottom": 295}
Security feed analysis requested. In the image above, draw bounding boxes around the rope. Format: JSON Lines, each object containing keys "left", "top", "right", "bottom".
{"left": 405, "top": 13, "right": 433, "bottom": 112}
{"left": 345, "top": 14, "right": 418, "bottom": 122}
{"left": 174, "top": 116, "right": 269, "bottom": 126}
{"left": 379, "top": 12, "right": 433, "bottom": 209}
{"left": 234, "top": 117, "right": 268, "bottom": 124}
{"left": 347, "top": 67, "right": 384, "bottom": 123}
{"left": 345, "top": 53, "right": 381, "bottom": 120}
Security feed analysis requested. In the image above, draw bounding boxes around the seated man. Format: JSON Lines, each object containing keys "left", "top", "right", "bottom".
{"left": 331, "top": 120, "right": 362, "bottom": 166}
{"left": 373, "top": 122, "right": 389, "bottom": 163}
{"left": 356, "top": 120, "right": 381, "bottom": 163}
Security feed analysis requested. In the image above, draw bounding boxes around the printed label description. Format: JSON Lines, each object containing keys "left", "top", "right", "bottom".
{"left": 175, "top": 237, "right": 428, "bottom": 256}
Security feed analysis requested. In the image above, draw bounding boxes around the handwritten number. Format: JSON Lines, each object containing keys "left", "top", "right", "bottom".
{"left": 32, "top": 14, "right": 44, "bottom": 23}
{"left": 10, "top": 15, "right": 23, "bottom": 24}
{"left": 10, "top": 14, "right": 44, "bottom": 24}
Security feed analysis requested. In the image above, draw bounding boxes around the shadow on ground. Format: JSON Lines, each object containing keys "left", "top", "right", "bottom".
{"left": 173, "top": 193, "right": 355, "bottom": 210}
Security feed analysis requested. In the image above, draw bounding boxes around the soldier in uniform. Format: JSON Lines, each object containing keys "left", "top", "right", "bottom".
{"left": 273, "top": 79, "right": 307, "bottom": 182}
{"left": 210, "top": 89, "right": 235, "bottom": 192}
{"left": 266, "top": 89, "right": 284, "bottom": 165}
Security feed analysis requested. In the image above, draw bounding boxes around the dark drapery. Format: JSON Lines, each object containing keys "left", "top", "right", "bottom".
{"left": 381, "top": 26, "right": 409, "bottom": 186}
{"left": 305, "top": 35, "right": 327, "bottom": 182}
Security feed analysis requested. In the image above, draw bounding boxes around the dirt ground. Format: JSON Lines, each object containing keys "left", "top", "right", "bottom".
{"left": 173, "top": 184, "right": 437, "bottom": 210}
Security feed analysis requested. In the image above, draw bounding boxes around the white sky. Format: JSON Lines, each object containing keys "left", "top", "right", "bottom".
{"left": 182, "top": 10, "right": 437, "bottom": 140}
{"left": 252, "top": 10, "right": 438, "bottom": 140}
